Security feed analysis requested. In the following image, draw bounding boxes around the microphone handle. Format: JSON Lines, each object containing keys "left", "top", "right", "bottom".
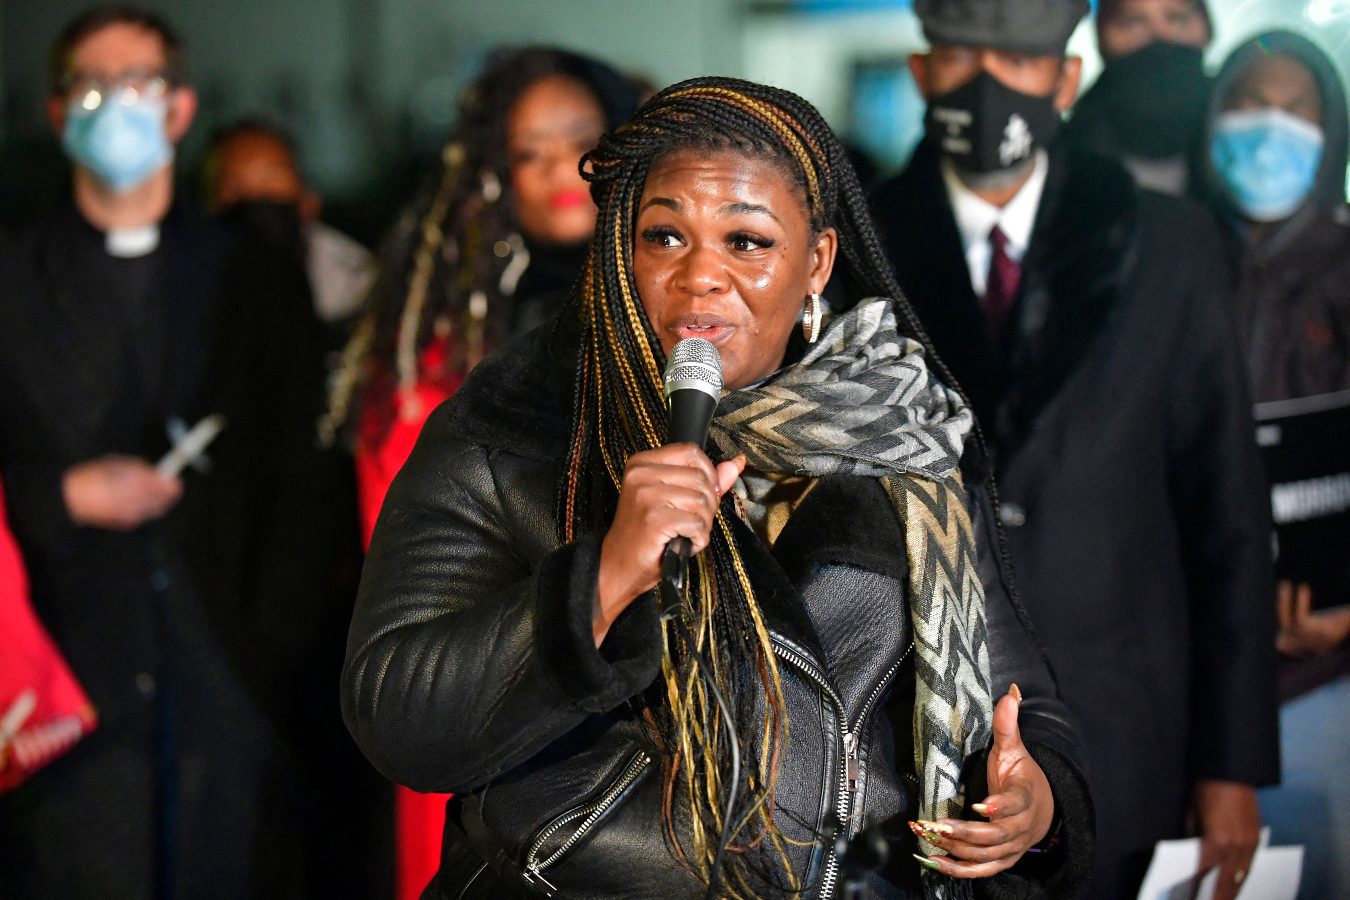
{"left": 660, "top": 538, "right": 691, "bottom": 615}
{"left": 666, "top": 388, "right": 718, "bottom": 447}
{"left": 663, "top": 386, "right": 714, "bottom": 564}
{"left": 662, "top": 386, "right": 717, "bottom": 606}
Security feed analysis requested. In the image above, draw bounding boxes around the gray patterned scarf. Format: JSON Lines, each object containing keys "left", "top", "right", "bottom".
{"left": 710, "top": 299, "right": 994, "bottom": 876}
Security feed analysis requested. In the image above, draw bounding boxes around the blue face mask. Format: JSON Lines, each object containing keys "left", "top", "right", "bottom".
{"left": 1211, "top": 107, "right": 1324, "bottom": 222}
{"left": 62, "top": 96, "right": 173, "bottom": 193}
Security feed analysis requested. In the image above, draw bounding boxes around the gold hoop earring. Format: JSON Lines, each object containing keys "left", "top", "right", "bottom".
{"left": 802, "top": 292, "right": 824, "bottom": 344}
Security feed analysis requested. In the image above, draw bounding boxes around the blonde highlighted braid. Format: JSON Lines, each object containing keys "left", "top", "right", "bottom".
{"left": 562, "top": 76, "right": 962, "bottom": 897}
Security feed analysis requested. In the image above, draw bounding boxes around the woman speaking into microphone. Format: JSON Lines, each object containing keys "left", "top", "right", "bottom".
{"left": 342, "top": 77, "right": 1093, "bottom": 899}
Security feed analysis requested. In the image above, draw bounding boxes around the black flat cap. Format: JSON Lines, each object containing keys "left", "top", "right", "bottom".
{"left": 914, "top": 0, "right": 1089, "bottom": 56}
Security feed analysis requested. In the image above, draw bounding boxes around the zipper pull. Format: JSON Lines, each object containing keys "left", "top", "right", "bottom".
{"left": 523, "top": 866, "right": 557, "bottom": 896}
{"left": 843, "top": 732, "right": 860, "bottom": 793}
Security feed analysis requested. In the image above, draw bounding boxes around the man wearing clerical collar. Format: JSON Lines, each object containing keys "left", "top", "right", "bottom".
{"left": 0, "top": 6, "right": 370, "bottom": 896}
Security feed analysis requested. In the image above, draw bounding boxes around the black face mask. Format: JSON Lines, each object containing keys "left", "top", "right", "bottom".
{"left": 224, "top": 199, "right": 305, "bottom": 259}
{"left": 925, "top": 71, "right": 1063, "bottom": 175}
{"left": 1090, "top": 41, "right": 1210, "bottom": 158}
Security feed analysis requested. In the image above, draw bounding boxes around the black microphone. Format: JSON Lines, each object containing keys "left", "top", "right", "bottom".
{"left": 661, "top": 338, "right": 723, "bottom": 569}
{"left": 660, "top": 339, "right": 737, "bottom": 900}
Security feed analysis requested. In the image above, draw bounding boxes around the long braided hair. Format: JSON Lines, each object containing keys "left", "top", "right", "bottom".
{"left": 322, "top": 46, "right": 639, "bottom": 446}
{"left": 564, "top": 76, "right": 962, "bottom": 896}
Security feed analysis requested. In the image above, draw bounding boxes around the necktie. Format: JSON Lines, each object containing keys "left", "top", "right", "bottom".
{"left": 983, "top": 225, "right": 1022, "bottom": 338}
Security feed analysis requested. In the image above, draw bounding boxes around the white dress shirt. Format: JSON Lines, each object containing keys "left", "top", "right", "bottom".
{"left": 940, "top": 149, "right": 1049, "bottom": 298}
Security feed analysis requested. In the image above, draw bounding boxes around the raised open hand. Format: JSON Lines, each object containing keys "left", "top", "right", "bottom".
{"left": 910, "top": 683, "right": 1056, "bottom": 878}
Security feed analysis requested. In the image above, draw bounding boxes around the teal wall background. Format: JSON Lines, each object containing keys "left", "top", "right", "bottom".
{"left": 2, "top": 0, "right": 1347, "bottom": 236}
{"left": 0, "top": 0, "right": 747, "bottom": 237}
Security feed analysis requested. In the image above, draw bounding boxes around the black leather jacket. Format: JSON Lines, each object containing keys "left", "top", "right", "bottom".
{"left": 342, "top": 317, "right": 1094, "bottom": 899}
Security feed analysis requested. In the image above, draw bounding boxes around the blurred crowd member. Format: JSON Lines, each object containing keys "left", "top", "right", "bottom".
{"left": 872, "top": 1, "right": 1279, "bottom": 898}
{"left": 1208, "top": 31, "right": 1350, "bottom": 404}
{"left": 0, "top": 7, "right": 360, "bottom": 896}
{"left": 205, "top": 120, "right": 375, "bottom": 329}
{"left": 324, "top": 45, "right": 639, "bottom": 900}
{"left": 1065, "top": 0, "right": 1214, "bottom": 195}
{"left": 1205, "top": 30, "right": 1350, "bottom": 898}
{"left": 1, "top": 480, "right": 97, "bottom": 794}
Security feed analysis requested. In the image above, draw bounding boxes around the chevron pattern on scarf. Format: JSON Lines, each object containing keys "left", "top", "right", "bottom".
{"left": 887, "top": 474, "right": 993, "bottom": 845}
{"left": 709, "top": 300, "right": 971, "bottom": 482}
{"left": 708, "top": 299, "right": 993, "bottom": 896}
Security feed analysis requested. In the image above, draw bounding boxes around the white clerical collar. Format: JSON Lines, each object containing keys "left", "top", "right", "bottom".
{"left": 940, "top": 149, "right": 1048, "bottom": 262}
{"left": 105, "top": 223, "right": 161, "bottom": 258}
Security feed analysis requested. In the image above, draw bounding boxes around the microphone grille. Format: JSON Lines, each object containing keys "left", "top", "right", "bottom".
{"left": 664, "top": 338, "right": 723, "bottom": 399}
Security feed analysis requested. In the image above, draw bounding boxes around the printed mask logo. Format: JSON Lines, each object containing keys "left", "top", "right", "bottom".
{"left": 924, "top": 72, "right": 1060, "bottom": 175}
{"left": 933, "top": 106, "right": 973, "bottom": 156}
{"left": 999, "top": 114, "right": 1033, "bottom": 167}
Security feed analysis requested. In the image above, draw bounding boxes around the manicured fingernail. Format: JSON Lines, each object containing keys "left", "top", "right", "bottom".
{"left": 908, "top": 820, "right": 950, "bottom": 842}
{"left": 971, "top": 802, "right": 991, "bottom": 816}
{"left": 912, "top": 853, "right": 942, "bottom": 872}
{"left": 1010, "top": 682, "right": 1022, "bottom": 703}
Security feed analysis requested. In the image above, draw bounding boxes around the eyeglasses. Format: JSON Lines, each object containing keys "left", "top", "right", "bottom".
{"left": 60, "top": 69, "right": 172, "bottom": 112}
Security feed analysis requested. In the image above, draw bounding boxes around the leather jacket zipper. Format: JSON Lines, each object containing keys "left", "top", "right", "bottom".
{"left": 856, "top": 641, "right": 917, "bottom": 787}
{"left": 522, "top": 750, "right": 652, "bottom": 896}
{"left": 770, "top": 636, "right": 850, "bottom": 900}
{"left": 771, "top": 634, "right": 914, "bottom": 899}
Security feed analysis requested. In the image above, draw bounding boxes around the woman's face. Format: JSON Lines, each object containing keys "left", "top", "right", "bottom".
{"left": 632, "top": 149, "right": 837, "bottom": 391}
{"left": 507, "top": 74, "right": 606, "bottom": 245}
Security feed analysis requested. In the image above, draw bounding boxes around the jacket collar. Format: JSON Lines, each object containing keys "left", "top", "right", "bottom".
{"left": 443, "top": 307, "right": 582, "bottom": 462}
{"left": 879, "top": 140, "right": 1138, "bottom": 458}
{"left": 941, "top": 149, "right": 1048, "bottom": 277}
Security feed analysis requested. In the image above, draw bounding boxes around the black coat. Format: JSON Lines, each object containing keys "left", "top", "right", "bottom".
{"left": 872, "top": 142, "right": 1281, "bottom": 900}
{"left": 1201, "top": 31, "right": 1350, "bottom": 698}
{"left": 342, "top": 316, "right": 1095, "bottom": 899}
{"left": 1227, "top": 203, "right": 1350, "bottom": 404}
{"left": 0, "top": 205, "right": 371, "bottom": 897}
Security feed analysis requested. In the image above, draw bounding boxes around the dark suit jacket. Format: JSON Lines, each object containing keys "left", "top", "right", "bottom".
{"left": 0, "top": 204, "right": 365, "bottom": 897}
{"left": 873, "top": 142, "right": 1280, "bottom": 900}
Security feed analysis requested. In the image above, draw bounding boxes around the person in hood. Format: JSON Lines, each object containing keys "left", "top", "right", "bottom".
{"left": 1204, "top": 30, "right": 1350, "bottom": 899}
{"left": 1064, "top": 0, "right": 1214, "bottom": 195}
{"left": 873, "top": 1, "right": 1280, "bottom": 897}
{"left": 1206, "top": 29, "right": 1350, "bottom": 403}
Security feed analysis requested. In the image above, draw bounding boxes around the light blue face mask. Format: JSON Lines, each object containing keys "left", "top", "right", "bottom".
{"left": 1211, "top": 107, "right": 1324, "bottom": 222}
{"left": 62, "top": 96, "right": 174, "bottom": 194}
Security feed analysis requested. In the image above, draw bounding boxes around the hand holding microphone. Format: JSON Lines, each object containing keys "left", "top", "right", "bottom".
{"left": 594, "top": 339, "right": 743, "bottom": 647}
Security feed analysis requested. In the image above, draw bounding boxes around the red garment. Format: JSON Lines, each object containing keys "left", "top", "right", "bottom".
{"left": 355, "top": 339, "right": 460, "bottom": 900}
{"left": 0, "top": 483, "right": 97, "bottom": 793}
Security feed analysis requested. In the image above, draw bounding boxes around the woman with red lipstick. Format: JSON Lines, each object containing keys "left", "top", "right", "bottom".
{"left": 343, "top": 77, "right": 1093, "bottom": 899}
{"left": 323, "top": 46, "right": 638, "bottom": 900}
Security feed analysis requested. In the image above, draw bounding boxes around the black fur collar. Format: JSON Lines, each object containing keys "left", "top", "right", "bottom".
{"left": 442, "top": 310, "right": 582, "bottom": 462}
{"left": 874, "top": 140, "right": 1139, "bottom": 459}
